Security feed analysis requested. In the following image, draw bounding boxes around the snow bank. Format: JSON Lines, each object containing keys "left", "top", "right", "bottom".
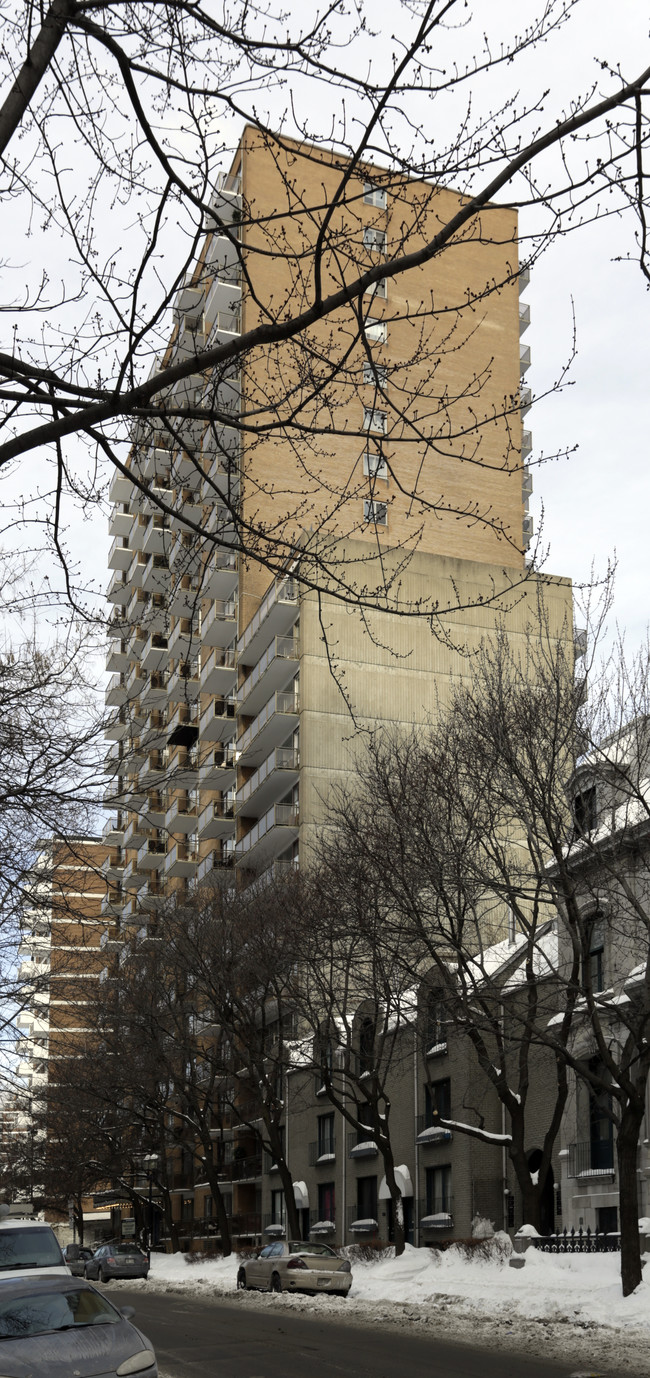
{"left": 111, "top": 1241, "right": 650, "bottom": 1373}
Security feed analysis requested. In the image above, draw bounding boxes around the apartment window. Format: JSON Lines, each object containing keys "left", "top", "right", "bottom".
{"left": 573, "top": 784, "right": 597, "bottom": 837}
{"left": 425, "top": 1164, "right": 451, "bottom": 1216}
{"left": 181, "top": 1197, "right": 194, "bottom": 1223}
{"left": 318, "top": 1181, "right": 335, "bottom": 1222}
{"left": 424, "top": 1078, "right": 451, "bottom": 1127}
{"left": 318, "top": 1113, "right": 335, "bottom": 1157}
{"left": 364, "top": 500, "right": 387, "bottom": 526}
{"left": 363, "top": 407, "right": 387, "bottom": 433}
{"left": 358, "top": 1017, "right": 375, "bottom": 1076}
{"left": 363, "top": 183, "right": 387, "bottom": 209}
{"left": 363, "top": 452, "right": 388, "bottom": 481}
{"left": 363, "top": 226, "right": 387, "bottom": 253}
{"left": 364, "top": 316, "right": 387, "bottom": 344}
{"left": 356, "top": 1175, "right": 378, "bottom": 1220}
{"left": 365, "top": 277, "right": 387, "bottom": 299}
{"left": 362, "top": 361, "right": 388, "bottom": 386}
{"left": 271, "top": 1189, "right": 285, "bottom": 1227}
{"left": 425, "top": 988, "right": 447, "bottom": 1049}
{"left": 204, "top": 1196, "right": 213, "bottom": 1220}
{"left": 583, "top": 915, "right": 605, "bottom": 993}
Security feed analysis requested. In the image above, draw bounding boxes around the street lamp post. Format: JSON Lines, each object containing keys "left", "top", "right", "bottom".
{"left": 142, "top": 1154, "right": 160, "bottom": 1264}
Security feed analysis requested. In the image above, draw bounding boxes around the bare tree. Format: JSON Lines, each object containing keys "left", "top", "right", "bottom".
{"left": 322, "top": 595, "right": 650, "bottom": 1294}
{"left": 0, "top": 3, "right": 648, "bottom": 614}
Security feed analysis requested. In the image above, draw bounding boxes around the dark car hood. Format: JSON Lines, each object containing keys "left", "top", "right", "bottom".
{"left": 0, "top": 1318, "right": 150, "bottom": 1377}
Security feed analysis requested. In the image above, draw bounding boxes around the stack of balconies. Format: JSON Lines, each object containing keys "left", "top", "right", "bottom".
{"left": 519, "top": 264, "right": 534, "bottom": 551}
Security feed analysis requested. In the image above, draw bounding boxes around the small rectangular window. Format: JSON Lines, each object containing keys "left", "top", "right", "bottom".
{"left": 424, "top": 1077, "right": 451, "bottom": 1125}
{"left": 363, "top": 407, "right": 387, "bottom": 433}
{"left": 425, "top": 1164, "right": 451, "bottom": 1216}
{"left": 363, "top": 452, "right": 388, "bottom": 481}
{"left": 364, "top": 500, "right": 387, "bottom": 526}
{"left": 271, "top": 1189, "right": 285, "bottom": 1226}
{"left": 364, "top": 277, "right": 387, "bottom": 299}
{"left": 362, "top": 361, "right": 388, "bottom": 386}
{"left": 318, "top": 1181, "right": 335, "bottom": 1222}
{"left": 364, "top": 316, "right": 387, "bottom": 343}
{"left": 363, "top": 183, "right": 387, "bottom": 209}
{"left": 356, "top": 1175, "right": 378, "bottom": 1219}
{"left": 363, "top": 226, "right": 387, "bottom": 253}
{"left": 318, "top": 1113, "right": 335, "bottom": 1156}
{"left": 573, "top": 785, "right": 597, "bottom": 836}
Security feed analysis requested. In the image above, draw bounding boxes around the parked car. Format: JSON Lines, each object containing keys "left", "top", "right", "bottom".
{"left": 84, "top": 1242, "right": 150, "bottom": 1283}
{"left": 0, "top": 1275, "right": 157, "bottom": 1376}
{"left": 236, "top": 1240, "right": 352, "bottom": 1296}
{"left": 63, "top": 1244, "right": 94, "bottom": 1276}
{"left": 0, "top": 1210, "right": 69, "bottom": 1280}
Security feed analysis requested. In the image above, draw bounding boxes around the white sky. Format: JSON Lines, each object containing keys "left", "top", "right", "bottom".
{"left": 3, "top": 1, "right": 649, "bottom": 655}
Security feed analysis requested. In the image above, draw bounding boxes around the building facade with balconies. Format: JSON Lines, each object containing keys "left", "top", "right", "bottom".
{"left": 101, "top": 131, "right": 575, "bottom": 1247}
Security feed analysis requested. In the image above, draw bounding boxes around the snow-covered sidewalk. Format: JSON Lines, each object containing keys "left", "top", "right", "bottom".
{"left": 113, "top": 1242, "right": 650, "bottom": 1374}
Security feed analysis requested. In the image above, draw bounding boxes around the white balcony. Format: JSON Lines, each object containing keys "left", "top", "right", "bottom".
{"left": 122, "top": 858, "right": 149, "bottom": 891}
{"left": 140, "top": 671, "right": 168, "bottom": 711}
{"left": 108, "top": 508, "right": 133, "bottom": 539}
{"left": 123, "top": 815, "right": 150, "bottom": 850}
{"left": 105, "top": 672, "right": 128, "bottom": 708}
{"left": 236, "top": 803, "right": 299, "bottom": 869}
{"left": 198, "top": 747, "right": 237, "bottom": 790}
{"left": 141, "top": 633, "right": 170, "bottom": 673}
{"left": 199, "top": 696, "right": 237, "bottom": 743}
{"left": 196, "top": 841, "right": 236, "bottom": 885}
{"left": 165, "top": 840, "right": 200, "bottom": 878}
{"left": 237, "top": 687, "right": 300, "bottom": 767}
{"left": 169, "top": 532, "right": 203, "bottom": 577}
{"left": 108, "top": 536, "right": 134, "bottom": 571}
{"left": 105, "top": 641, "right": 130, "bottom": 674}
{"left": 141, "top": 444, "right": 172, "bottom": 482}
{"left": 520, "top": 386, "right": 532, "bottom": 415}
{"left": 200, "top": 599, "right": 237, "bottom": 648}
{"left": 102, "top": 815, "right": 125, "bottom": 847}
{"left": 127, "top": 551, "right": 149, "bottom": 589}
{"left": 168, "top": 748, "right": 200, "bottom": 789}
{"left": 519, "top": 344, "right": 531, "bottom": 376}
{"left": 167, "top": 662, "right": 200, "bottom": 704}
{"left": 108, "top": 470, "right": 134, "bottom": 504}
{"left": 101, "top": 889, "right": 125, "bottom": 918}
{"left": 518, "top": 301, "right": 531, "bottom": 334}
{"left": 139, "top": 714, "right": 169, "bottom": 753}
{"left": 197, "top": 554, "right": 238, "bottom": 603}
{"left": 107, "top": 570, "right": 129, "bottom": 605}
{"left": 137, "top": 838, "right": 167, "bottom": 871}
{"left": 238, "top": 577, "right": 298, "bottom": 666}
{"left": 142, "top": 514, "right": 171, "bottom": 557}
{"left": 236, "top": 746, "right": 300, "bottom": 819}
{"left": 238, "top": 635, "right": 298, "bottom": 718}
{"left": 167, "top": 702, "right": 199, "bottom": 745}
{"left": 104, "top": 711, "right": 129, "bottom": 743}
{"left": 167, "top": 618, "right": 198, "bottom": 662}
{"left": 165, "top": 796, "right": 200, "bottom": 835}
{"left": 200, "top": 646, "right": 237, "bottom": 696}
{"left": 138, "top": 750, "right": 168, "bottom": 789}
{"left": 101, "top": 851, "right": 124, "bottom": 885}
{"left": 168, "top": 578, "right": 203, "bottom": 620}
{"left": 198, "top": 798, "right": 236, "bottom": 840}
{"left": 142, "top": 556, "right": 169, "bottom": 596}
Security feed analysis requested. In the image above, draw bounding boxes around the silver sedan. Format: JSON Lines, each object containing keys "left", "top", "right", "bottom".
{"left": 0, "top": 1275, "right": 157, "bottom": 1377}
{"left": 237, "top": 1240, "right": 352, "bottom": 1296}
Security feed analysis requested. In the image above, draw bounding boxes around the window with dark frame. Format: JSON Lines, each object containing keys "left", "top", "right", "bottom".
{"left": 317, "top": 1113, "right": 335, "bottom": 1157}
{"left": 271, "top": 1188, "right": 285, "bottom": 1226}
{"left": 318, "top": 1181, "right": 335, "bottom": 1222}
{"left": 425, "top": 1164, "right": 451, "bottom": 1216}
{"left": 583, "top": 915, "right": 605, "bottom": 993}
{"left": 424, "top": 1077, "right": 451, "bottom": 1126}
{"left": 356, "top": 1175, "right": 378, "bottom": 1220}
{"left": 573, "top": 784, "right": 597, "bottom": 836}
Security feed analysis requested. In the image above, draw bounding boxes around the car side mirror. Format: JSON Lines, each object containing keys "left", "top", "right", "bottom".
{"left": 120, "top": 1306, "right": 136, "bottom": 1320}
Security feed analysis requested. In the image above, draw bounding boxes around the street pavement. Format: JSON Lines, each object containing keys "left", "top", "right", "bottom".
{"left": 112, "top": 1287, "right": 613, "bottom": 1378}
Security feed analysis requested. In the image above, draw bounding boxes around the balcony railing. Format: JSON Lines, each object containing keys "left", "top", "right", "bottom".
{"left": 236, "top": 803, "right": 299, "bottom": 861}
{"left": 308, "top": 1138, "right": 335, "bottom": 1166}
{"left": 567, "top": 1139, "right": 615, "bottom": 1178}
{"left": 236, "top": 689, "right": 299, "bottom": 762}
{"left": 230, "top": 1153, "right": 263, "bottom": 1181}
{"left": 237, "top": 576, "right": 298, "bottom": 661}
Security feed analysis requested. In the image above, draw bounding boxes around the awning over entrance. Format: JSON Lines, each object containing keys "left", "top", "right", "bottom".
{"left": 293, "top": 1180, "right": 309, "bottom": 1209}
{"left": 379, "top": 1165, "right": 413, "bottom": 1199}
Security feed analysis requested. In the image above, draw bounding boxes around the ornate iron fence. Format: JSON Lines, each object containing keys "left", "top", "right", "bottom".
{"left": 532, "top": 1227, "right": 620, "bottom": 1254}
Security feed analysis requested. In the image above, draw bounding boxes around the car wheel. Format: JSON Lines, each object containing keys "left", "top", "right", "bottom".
{"left": 236, "top": 1267, "right": 248, "bottom": 1290}
{"left": 99, "top": 1267, "right": 110, "bottom": 1285}
{"left": 271, "top": 1272, "right": 282, "bottom": 1294}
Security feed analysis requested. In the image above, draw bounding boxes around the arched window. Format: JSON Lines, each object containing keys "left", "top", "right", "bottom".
{"left": 425, "top": 989, "right": 446, "bottom": 1049}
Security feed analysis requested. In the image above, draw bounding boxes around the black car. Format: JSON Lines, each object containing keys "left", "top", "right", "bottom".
{"left": 0, "top": 1275, "right": 157, "bottom": 1376}
{"left": 84, "top": 1241, "right": 150, "bottom": 1282}
{"left": 63, "top": 1244, "right": 94, "bottom": 1277}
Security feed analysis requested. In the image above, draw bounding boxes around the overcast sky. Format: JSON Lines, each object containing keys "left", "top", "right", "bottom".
{"left": 3, "top": 1, "right": 648, "bottom": 658}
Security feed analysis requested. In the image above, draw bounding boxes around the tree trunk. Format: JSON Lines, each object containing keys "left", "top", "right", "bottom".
{"left": 617, "top": 1109, "right": 643, "bottom": 1297}
{"left": 277, "top": 1154, "right": 301, "bottom": 1242}
{"left": 509, "top": 1146, "right": 542, "bottom": 1233}
{"left": 199, "top": 1142, "right": 232, "bottom": 1257}
{"left": 74, "top": 1194, "right": 84, "bottom": 1247}
{"left": 380, "top": 1147, "right": 405, "bottom": 1256}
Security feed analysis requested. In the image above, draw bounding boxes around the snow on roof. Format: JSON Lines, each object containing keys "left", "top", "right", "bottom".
{"left": 501, "top": 929, "right": 558, "bottom": 992}
{"left": 284, "top": 1037, "right": 313, "bottom": 1068}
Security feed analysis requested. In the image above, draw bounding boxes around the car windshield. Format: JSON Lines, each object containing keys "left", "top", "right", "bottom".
{"left": 111, "top": 1245, "right": 144, "bottom": 1255}
{"left": 0, "top": 1289, "right": 120, "bottom": 1338}
{"left": 0, "top": 1229, "right": 62, "bottom": 1270}
{"left": 288, "top": 1243, "right": 335, "bottom": 1257}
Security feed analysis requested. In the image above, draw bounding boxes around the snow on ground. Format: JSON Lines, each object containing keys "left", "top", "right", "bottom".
{"left": 111, "top": 1242, "right": 650, "bottom": 1374}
